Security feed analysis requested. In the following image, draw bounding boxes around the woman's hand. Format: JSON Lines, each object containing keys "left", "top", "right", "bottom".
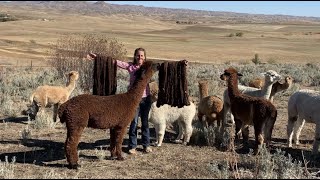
{"left": 86, "top": 52, "right": 97, "bottom": 60}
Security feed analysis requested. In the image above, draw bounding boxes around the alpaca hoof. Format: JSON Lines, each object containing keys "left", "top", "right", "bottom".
{"left": 253, "top": 148, "right": 260, "bottom": 155}
{"left": 174, "top": 139, "right": 183, "bottom": 144}
{"left": 108, "top": 156, "right": 117, "bottom": 160}
{"left": 68, "top": 164, "right": 80, "bottom": 170}
{"left": 151, "top": 142, "right": 160, "bottom": 147}
{"left": 117, "top": 156, "right": 125, "bottom": 161}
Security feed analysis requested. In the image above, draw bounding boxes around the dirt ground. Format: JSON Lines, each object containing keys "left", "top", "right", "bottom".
{"left": 0, "top": 94, "right": 318, "bottom": 179}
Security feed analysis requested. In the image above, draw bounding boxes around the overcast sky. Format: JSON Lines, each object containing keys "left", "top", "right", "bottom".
{"left": 105, "top": 1, "right": 320, "bottom": 17}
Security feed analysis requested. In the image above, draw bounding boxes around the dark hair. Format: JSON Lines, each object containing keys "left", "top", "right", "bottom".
{"left": 133, "top": 47, "right": 146, "bottom": 65}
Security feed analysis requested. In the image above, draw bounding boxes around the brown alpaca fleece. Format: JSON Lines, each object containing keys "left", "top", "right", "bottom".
{"left": 92, "top": 55, "right": 117, "bottom": 96}
{"left": 58, "top": 61, "right": 159, "bottom": 169}
{"left": 220, "top": 67, "right": 277, "bottom": 154}
{"left": 197, "top": 80, "right": 224, "bottom": 127}
{"left": 157, "top": 60, "right": 189, "bottom": 108}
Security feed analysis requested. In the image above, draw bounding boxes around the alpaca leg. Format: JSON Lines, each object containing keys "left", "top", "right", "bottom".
{"left": 263, "top": 117, "right": 276, "bottom": 148}
{"left": 109, "top": 128, "right": 117, "bottom": 159}
{"left": 234, "top": 119, "right": 242, "bottom": 141}
{"left": 253, "top": 123, "right": 264, "bottom": 155}
{"left": 287, "top": 116, "right": 298, "bottom": 147}
{"left": 312, "top": 123, "right": 320, "bottom": 155}
{"left": 293, "top": 118, "right": 305, "bottom": 145}
{"left": 53, "top": 104, "right": 59, "bottom": 122}
{"left": 216, "top": 114, "right": 221, "bottom": 128}
{"left": 175, "top": 121, "right": 184, "bottom": 142}
{"left": 198, "top": 113, "right": 206, "bottom": 127}
{"left": 65, "top": 127, "right": 85, "bottom": 169}
{"left": 157, "top": 123, "right": 166, "bottom": 147}
{"left": 183, "top": 121, "right": 193, "bottom": 145}
{"left": 28, "top": 100, "right": 40, "bottom": 120}
{"left": 154, "top": 124, "right": 160, "bottom": 145}
{"left": 114, "top": 127, "right": 127, "bottom": 160}
{"left": 242, "top": 125, "right": 250, "bottom": 145}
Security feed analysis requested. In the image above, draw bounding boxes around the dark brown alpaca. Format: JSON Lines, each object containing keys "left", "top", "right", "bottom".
{"left": 58, "top": 61, "right": 159, "bottom": 169}
{"left": 220, "top": 67, "right": 277, "bottom": 154}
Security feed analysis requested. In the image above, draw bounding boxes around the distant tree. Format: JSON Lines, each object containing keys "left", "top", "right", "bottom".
{"left": 251, "top": 53, "right": 261, "bottom": 65}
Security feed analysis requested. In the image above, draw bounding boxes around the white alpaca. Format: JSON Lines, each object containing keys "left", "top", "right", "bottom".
{"left": 287, "top": 89, "right": 320, "bottom": 154}
{"left": 27, "top": 71, "right": 79, "bottom": 122}
{"left": 148, "top": 101, "right": 196, "bottom": 147}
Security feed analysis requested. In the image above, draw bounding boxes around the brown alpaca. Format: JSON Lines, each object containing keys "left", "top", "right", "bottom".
{"left": 269, "top": 76, "right": 293, "bottom": 103}
{"left": 58, "top": 61, "right": 159, "bottom": 169}
{"left": 248, "top": 78, "right": 264, "bottom": 89}
{"left": 220, "top": 67, "right": 277, "bottom": 154}
{"left": 197, "top": 80, "right": 224, "bottom": 127}
{"left": 249, "top": 76, "right": 293, "bottom": 103}
{"left": 25, "top": 71, "right": 79, "bottom": 122}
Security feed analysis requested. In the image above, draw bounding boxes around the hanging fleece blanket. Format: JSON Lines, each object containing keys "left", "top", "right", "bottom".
{"left": 157, "top": 59, "right": 190, "bottom": 108}
{"left": 92, "top": 55, "right": 117, "bottom": 96}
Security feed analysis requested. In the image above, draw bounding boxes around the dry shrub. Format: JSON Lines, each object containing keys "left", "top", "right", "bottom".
{"left": 47, "top": 33, "right": 127, "bottom": 92}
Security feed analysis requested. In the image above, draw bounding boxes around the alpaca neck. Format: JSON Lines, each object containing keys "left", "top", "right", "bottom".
{"left": 199, "top": 83, "right": 209, "bottom": 99}
{"left": 260, "top": 80, "right": 273, "bottom": 99}
{"left": 227, "top": 75, "right": 241, "bottom": 100}
{"left": 66, "top": 79, "right": 77, "bottom": 93}
{"left": 127, "top": 70, "right": 152, "bottom": 101}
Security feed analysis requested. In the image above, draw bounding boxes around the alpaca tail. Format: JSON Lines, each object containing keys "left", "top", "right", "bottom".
{"left": 29, "top": 92, "right": 35, "bottom": 104}
{"left": 58, "top": 102, "right": 68, "bottom": 123}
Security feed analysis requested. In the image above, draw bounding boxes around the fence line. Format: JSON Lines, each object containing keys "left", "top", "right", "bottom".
{"left": 0, "top": 58, "right": 214, "bottom": 69}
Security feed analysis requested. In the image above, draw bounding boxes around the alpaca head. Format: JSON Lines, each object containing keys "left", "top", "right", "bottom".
{"left": 277, "top": 75, "right": 294, "bottom": 89}
{"left": 220, "top": 67, "right": 243, "bottom": 81}
{"left": 285, "top": 76, "right": 294, "bottom": 84}
{"left": 68, "top": 71, "right": 79, "bottom": 81}
{"left": 133, "top": 61, "right": 159, "bottom": 83}
{"left": 262, "top": 70, "right": 281, "bottom": 84}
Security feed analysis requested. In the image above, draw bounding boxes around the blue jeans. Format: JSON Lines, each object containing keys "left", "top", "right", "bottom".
{"left": 128, "top": 96, "right": 152, "bottom": 149}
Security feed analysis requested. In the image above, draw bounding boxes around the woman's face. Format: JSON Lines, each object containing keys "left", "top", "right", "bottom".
{"left": 135, "top": 50, "right": 145, "bottom": 66}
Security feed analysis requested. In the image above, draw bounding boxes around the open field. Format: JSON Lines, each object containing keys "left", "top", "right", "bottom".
{"left": 1, "top": 4, "right": 320, "bottom": 66}
{"left": 1, "top": 3, "right": 320, "bottom": 179}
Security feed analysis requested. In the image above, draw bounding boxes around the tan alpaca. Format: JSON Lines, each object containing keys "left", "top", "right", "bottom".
{"left": 249, "top": 75, "right": 294, "bottom": 103}
{"left": 148, "top": 81, "right": 159, "bottom": 103}
{"left": 197, "top": 80, "right": 223, "bottom": 127}
{"left": 29, "top": 71, "right": 79, "bottom": 122}
{"left": 249, "top": 78, "right": 264, "bottom": 89}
